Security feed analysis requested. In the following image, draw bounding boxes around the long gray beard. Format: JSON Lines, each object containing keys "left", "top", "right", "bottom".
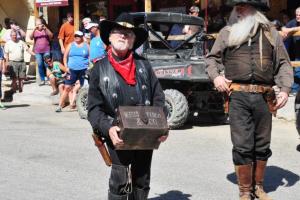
{"left": 227, "top": 9, "right": 271, "bottom": 47}
{"left": 228, "top": 15, "right": 257, "bottom": 47}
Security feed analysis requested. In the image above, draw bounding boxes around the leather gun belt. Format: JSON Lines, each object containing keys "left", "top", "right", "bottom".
{"left": 229, "top": 83, "right": 272, "bottom": 93}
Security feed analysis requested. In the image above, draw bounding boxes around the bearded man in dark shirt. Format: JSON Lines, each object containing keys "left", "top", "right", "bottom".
{"left": 206, "top": 1, "right": 293, "bottom": 200}
{"left": 87, "top": 13, "right": 167, "bottom": 200}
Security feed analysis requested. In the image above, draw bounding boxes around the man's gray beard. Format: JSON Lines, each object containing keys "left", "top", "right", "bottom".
{"left": 228, "top": 15, "right": 257, "bottom": 47}
{"left": 111, "top": 40, "right": 133, "bottom": 52}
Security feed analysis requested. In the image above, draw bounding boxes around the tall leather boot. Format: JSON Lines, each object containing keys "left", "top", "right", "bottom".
{"left": 108, "top": 164, "right": 131, "bottom": 200}
{"left": 235, "top": 164, "right": 253, "bottom": 200}
{"left": 134, "top": 188, "right": 149, "bottom": 200}
{"left": 254, "top": 160, "right": 272, "bottom": 200}
{"left": 128, "top": 188, "right": 149, "bottom": 200}
{"left": 108, "top": 191, "right": 128, "bottom": 200}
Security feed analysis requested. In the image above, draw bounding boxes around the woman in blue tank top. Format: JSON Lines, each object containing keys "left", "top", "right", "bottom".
{"left": 57, "top": 31, "right": 89, "bottom": 112}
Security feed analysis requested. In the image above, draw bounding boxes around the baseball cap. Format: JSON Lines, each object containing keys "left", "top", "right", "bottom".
{"left": 86, "top": 22, "right": 99, "bottom": 30}
{"left": 74, "top": 30, "right": 84, "bottom": 37}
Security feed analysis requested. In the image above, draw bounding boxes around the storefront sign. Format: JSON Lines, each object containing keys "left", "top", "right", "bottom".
{"left": 36, "top": 0, "right": 69, "bottom": 7}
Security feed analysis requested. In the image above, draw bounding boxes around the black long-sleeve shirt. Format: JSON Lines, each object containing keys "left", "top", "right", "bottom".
{"left": 87, "top": 55, "right": 165, "bottom": 139}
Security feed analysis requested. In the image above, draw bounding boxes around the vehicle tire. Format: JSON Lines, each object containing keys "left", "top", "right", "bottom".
{"left": 164, "top": 89, "right": 189, "bottom": 129}
{"left": 76, "top": 87, "right": 88, "bottom": 119}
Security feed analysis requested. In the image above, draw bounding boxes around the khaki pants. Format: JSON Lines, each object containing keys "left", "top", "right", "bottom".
{"left": 9, "top": 61, "right": 26, "bottom": 79}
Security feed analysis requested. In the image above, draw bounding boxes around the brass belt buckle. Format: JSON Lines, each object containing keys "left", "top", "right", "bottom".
{"left": 248, "top": 84, "right": 256, "bottom": 93}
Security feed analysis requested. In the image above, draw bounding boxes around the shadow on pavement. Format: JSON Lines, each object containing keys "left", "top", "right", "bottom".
{"left": 226, "top": 165, "right": 300, "bottom": 193}
{"left": 4, "top": 104, "right": 30, "bottom": 109}
{"left": 297, "top": 144, "right": 300, "bottom": 152}
{"left": 149, "top": 190, "right": 192, "bottom": 200}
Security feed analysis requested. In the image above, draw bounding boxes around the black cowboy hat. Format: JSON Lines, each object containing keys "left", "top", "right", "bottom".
{"left": 226, "top": 0, "right": 270, "bottom": 11}
{"left": 100, "top": 12, "right": 148, "bottom": 50}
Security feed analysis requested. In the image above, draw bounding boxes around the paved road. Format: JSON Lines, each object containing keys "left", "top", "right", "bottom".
{"left": 0, "top": 83, "right": 299, "bottom": 200}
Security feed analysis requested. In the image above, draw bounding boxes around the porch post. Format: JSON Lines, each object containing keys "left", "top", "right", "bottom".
{"left": 145, "top": 0, "right": 152, "bottom": 12}
{"left": 34, "top": 0, "right": 39, "bottom": 18}
{"left": 73, "top": 0, "right": 79, "bottom": 31}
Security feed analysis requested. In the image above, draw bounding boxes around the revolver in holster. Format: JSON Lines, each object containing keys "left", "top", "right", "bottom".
{"left": 223, "top": 85, "right": 277, "bottom": 116}
{"left": 263, "top": 89, "right": 277, "bottom": 116}
{"left": 92, "top": 133, "right": 112, "bottom": 167}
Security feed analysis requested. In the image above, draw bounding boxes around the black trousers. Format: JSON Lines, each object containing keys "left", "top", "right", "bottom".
{"left": 107, "top": 146, "right": 153, "bottom": 196}
{"left": 229, "top": 92, "right": 272, "bottom": 165}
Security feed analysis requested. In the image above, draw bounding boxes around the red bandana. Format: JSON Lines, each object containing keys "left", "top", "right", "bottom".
{"left": 107, "top": 48, "right": 136, "bottom": 85}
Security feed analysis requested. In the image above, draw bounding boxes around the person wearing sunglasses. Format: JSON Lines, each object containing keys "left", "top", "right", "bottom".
{"left": 87, "top": 13, "right": 167, "bottom": 200}
{"left": 44, "top": 55, "right": 67, "bottom": 96}
{"left": 57, "top": 31, "right": 89, "bottom": 112}
{"left": 86, "top": 22, "right": 106, "bottom": 65}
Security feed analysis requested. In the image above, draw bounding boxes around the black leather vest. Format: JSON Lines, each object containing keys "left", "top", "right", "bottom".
{"left": 224, "top": 29, "right": 274, "bottom": 84}
{"left": 97, "top": 56, "right": 152, "bottom": 116}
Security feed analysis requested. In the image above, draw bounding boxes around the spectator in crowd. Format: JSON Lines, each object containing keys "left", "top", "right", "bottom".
{"left": 169, "top": 6, "right": 200, "bottom": 48}
{"left": 281, "top": 8, "right": 300, "bottom": 41}
{"left": 86, "top": 22, "right": 106, "bottom": 64}
{"left": 81, "top": 17, "right": 92, "bottom": 42}
{"left": 58, "top": 13, "right": 74, "bottom": 54}
{"left": 4, "top": 30, "right": 35, "bottom": 93}
{"left": 30, "top": 18, "right": 53, "bottom": 86}
{"left": 39, "top": 15, "right": 48, "bottom": 28}
{"left": 44, "top": 55, "right": 68, "bottom": 96}
{"left": 0, "top": 24, "right": 6, "bottom": 40}
{"left": 281, "top": 7, "right": 300, "bottom": 95}
{"left": 183, "top": 6, "right": 201, "bottom": 35}
{"left": 56, "top": 31, "right": 89, "bottom": 112}
{"left": 189, "top": 5, "right": 200, "bottom": 17}
{"left": 0, "top": 45, "right": 6, "bottom": 109}
{"left": 2, "top": 19, "right": 26, "bottom": 42}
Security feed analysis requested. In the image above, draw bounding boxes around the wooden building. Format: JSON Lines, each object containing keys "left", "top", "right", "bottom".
{"left": 2, "top": 0, "right": 300, "bottom": 35}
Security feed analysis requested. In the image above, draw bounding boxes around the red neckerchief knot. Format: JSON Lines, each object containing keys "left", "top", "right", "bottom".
{"left": 107, "top": 47, "right": 136, "bottom": 85}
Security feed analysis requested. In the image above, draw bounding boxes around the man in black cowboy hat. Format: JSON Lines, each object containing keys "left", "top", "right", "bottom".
{"left": 206, "top": 1, "right": 293, "bottom": 200}
{"left": 87, "top": 13, "right": 167, "bottom": 200}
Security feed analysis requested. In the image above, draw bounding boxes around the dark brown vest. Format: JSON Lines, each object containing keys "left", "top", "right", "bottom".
{"left": 224, "top": 28, "right": 274, "bottom": 85}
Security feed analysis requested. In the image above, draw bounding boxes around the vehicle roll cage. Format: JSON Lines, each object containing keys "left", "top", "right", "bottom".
{"left": 129, "top": 12, "right": 206, "bottom": 52}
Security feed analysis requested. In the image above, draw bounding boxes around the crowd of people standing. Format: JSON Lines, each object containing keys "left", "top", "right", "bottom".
{"left": 1, "top": 5, "right": 300, "bottom": 112}
{"left": 0, "top": 1, "right": 299, "bottom": 200}
{"left": 0, "top": 13, "right": 106, "bottom": 112}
